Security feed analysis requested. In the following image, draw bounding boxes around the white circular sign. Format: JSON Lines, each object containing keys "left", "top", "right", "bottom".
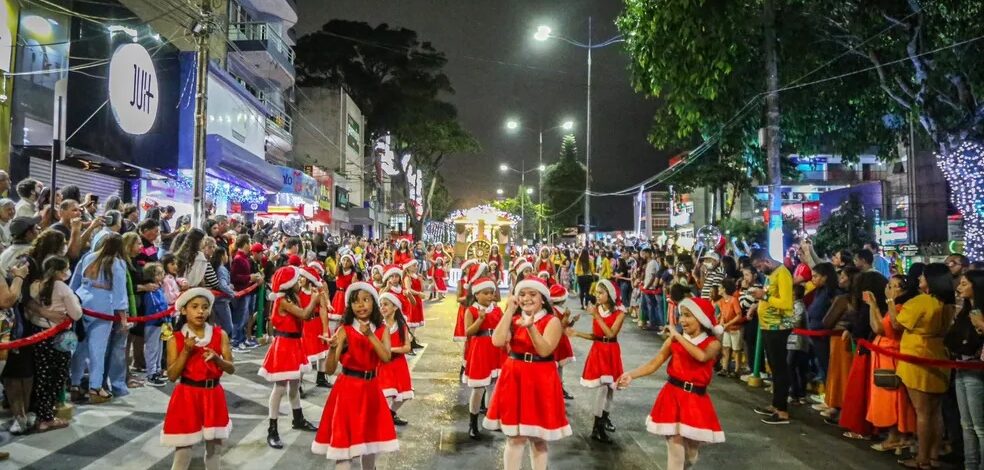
{"left": 108, "top": 43, "right": 159, "bottom": 135}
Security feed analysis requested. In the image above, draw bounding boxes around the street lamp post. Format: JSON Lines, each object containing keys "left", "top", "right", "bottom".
{"left": 505, "top": 118, "right": 574, "bottom": 241}
{"left": 500, "top": 161, "right": 541, "bottom": 243}
{"left": 534, "top": 20, "right": 623, "bottom": 245}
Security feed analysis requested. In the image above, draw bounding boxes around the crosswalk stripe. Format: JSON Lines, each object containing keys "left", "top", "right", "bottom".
{"left": 79, "top": 421, "right": 170, "bottom": 470}
{"left": 0, "top": 408, "right": 133, "bottom": 469}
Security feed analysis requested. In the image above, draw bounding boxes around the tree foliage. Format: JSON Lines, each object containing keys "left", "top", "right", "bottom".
{"left": 295, "top": 20, "right": 479, "bottom": 238}
{"left": 491, "top": 191, "right": 548, "bottom": 242}
{"left": 813, "top": 195, "right": 873, "bottom": 257}
{"left": 541, "top": 134, "right": 586, "bottom": 229}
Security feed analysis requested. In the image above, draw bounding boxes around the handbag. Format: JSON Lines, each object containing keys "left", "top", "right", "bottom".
{"left": 49, "top": 319, "right": 78, "bottom": 354}
{"left": 873, "top": 368, "right": 901, "bottom": 390}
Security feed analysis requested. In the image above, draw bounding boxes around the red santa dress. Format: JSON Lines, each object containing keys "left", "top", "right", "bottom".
{"left": 312, "top": 324, "right": 400, "bottom": 459}
{"left": 259, "top": 297, "right": 312, "bottom": 381}
{"left": 432, "top": 265, "right": 448, "bottom": 293}
{"left": 482, "top": 311, "right": 572, "bottom": 441}
{"left": 300, "top": 289, "right": 329, "bottom": 364}
{"left": 552, "top": 307, "right": 576, "bottom": 366}
{"left": 646, "top": 333, "right": 725, "bottom": 443}
{"left": 453, "top": 282, "right": 469, "bottom": 343}
{"left": 160, "top": 324, "right": 231, "bottom": 446}
{"left": 579, "top": 306, "right": 624, "bottom": 389}
{"left": 406, "top": 275, "right": 425, "bottom": 328}
{"left": 376, "top": 322, "right": 414, "bottom": 402}
{"left": 331, "top": 271, "right": 356, "bottom": 317}
{"left": 462, "top": 303, "right": 504, "bottom": 388}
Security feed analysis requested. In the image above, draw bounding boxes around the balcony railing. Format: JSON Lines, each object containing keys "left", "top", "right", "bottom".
{"left": 228, "top": 22, "right": 295, "bottom": 65}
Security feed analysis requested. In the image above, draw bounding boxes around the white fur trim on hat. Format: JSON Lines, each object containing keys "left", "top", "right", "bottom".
{"left": 514, "top": 278, "right": 551, "bottom": 299}
{"left": 278, "top": 267, "right": 301, "bottom": 292}
{"left": 383, "top": 266, "right": 404, "bottom": 281}
{"left": 380, "top": 292, "right": 403, "bottom": 311}
{"left": 471, "top": 278, "right": 497, "bottom": 294}
{"left": 307, "top": 262, "right": 326, "bottom": 275}
{"left": 298, "top": 267, "right": 322, "bottom": 286}
{"left": 371, "top": 265, "right": 384, "bottom": 276}
{"left": 345, "top": 282, "right": 380, "bottom": 307}
{"left": 537, "top": 270, "right": 550, "bottom": 278}
{"left": 340, "top": 253, "right": 356, "bottom": 266}
{"left": 596, "top": 279, "right": 617, "bottom": 303}
{"left": 470, "top": 263, "right": 488, "bottom": 283}
{"left": 679, "top": 298, "right": 725, "bottom": 336}
{"left": 461, "top": 259, "right": 478, "bottom": 272}
{"left": 403, "top": 259, "right": 419, "bottom": 269}
{"left": 176, "top": 288, "right": 215, "bottom": 310}
{"left": 513, "top": 261, "right": 533, "bottom": 275}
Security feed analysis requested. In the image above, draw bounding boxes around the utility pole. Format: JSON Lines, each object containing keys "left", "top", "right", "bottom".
{"left": 538, "top": 129, "right": 543, "bottom": 241}
{"left": 763, "top": 0, "right": 783, "bottom": 261}
{"left": 584, "top": 16, "right": 593, "bottom": 246}
{"left": 191, "top": 0, "right": 213, "bottom": 228}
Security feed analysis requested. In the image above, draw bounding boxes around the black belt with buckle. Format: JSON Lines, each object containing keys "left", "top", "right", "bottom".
{"left": 180, "top": 377, "right": 221, "bottom": 388}
{"left": 272, "top": 330, "right": 302, "bottom": 339}
{"left": 667, "top": 376, "right": 706, "bottom": 395}
{"left": 473, "top": 329, "right": 495, "bottom": 337}
{"left": 508, "top": 352, "right": 554, "bottom": 363}
{"left": 592, "top": 335, "right": 618, "bottom": 343}
{"left": 342, "top": 366, "right": 376, "bottom": 380}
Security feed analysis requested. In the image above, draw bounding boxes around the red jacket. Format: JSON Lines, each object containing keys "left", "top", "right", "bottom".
{"left": 231, "top": 250, "right": 253, "bottom": 291}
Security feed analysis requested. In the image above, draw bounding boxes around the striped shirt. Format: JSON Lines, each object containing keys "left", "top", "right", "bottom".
{"left": 700, "top": 266, "right": 726, "bottom": 299}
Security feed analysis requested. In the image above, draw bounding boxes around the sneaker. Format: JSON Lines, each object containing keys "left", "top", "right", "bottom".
{"left": 233, "top": 345, "right": 250, "bottom": 354}
{"left": 740, "top": 374, "right": 754, "bottom": 382}
{"left": 761, "top": 414, "right": 790, "bottom": 425}
{"left": 8, "top": 420, "right": 23, "bottom": 435}
{"left": 147, "top": 375, "right": 167, "bottom": 387}
{"left": 244, "top": 339, "right": 260, "bottom": 349}
{"left": 753, "top": 406, "right": 776, "bottom": 416}
{"left": 811, "top": 403, "right": 830, "bottom": 412}
{"left": 25, "top": 412, "right": 36, "bottom": 430}
{"left": 808, "top": 394, "right": 825, "bottom": 404}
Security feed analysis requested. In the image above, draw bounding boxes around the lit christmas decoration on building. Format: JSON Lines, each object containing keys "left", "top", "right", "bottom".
{"left": 936, "top": 140, "right": 984, "bottom": 261}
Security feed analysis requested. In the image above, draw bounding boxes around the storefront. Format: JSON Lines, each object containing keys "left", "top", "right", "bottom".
{"left": 10, "top": 1, "right": 182, "bottom": 200}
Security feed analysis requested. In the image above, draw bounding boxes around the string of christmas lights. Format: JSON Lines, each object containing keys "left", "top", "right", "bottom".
{"left": 160, "top": 173, "right": 267, "bottom": 204}
{"left": 936, "top": 140, "right": 983, "bottom": 261}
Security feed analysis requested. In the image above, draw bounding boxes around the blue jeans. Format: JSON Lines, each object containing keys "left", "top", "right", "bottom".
{"left": 642, "top": 294, "right": 665, "bottom": 327}
{"left": 809, "top": 337, "right": 830, "bottom": 382}
{"left": 105, "top": 325, "right": 129, "bottom": 396}
{"left": 231, "top": 296, "right": 249, "bottom": 345}
{"left": 213, "top": 300, "right": 233, "bottom": 338}
{"left": 143, "top": 324, "right": 162, "bottom": 377}
{"left": 955, "top": 369, "right": 984, "bottom": 470}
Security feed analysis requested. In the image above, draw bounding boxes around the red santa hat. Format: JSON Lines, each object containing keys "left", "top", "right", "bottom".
{"left": 176, "top": 287, "right": 215, "bottom": 310}
{"left": 461, "top": 258, "right": 479, "bottom": 273}
{"left": 596, "top": 279, "right": 626, "bottom": 312}
{"left": 379, "top": 292, "right": 403, "bottom": 311}
{"left": 307, "top": 261, "right": 326, "bottom": 276}
{"left": 468, "top": 262, "right": 488, "bottom": 284}
{"left": 270, "top": 266, "right": 301, "bottom": 299}
{"left": 513, "top": 260, "right": 533, "bottom": 276}
{"left": 679, "top": 297, "right": 725, "bottom": 336}
{"left": 382, "top": 264, "right": 404, "bottom": 282}
{"left": 537, "top": 270, "right": 551, "bottom": 279}
{"left": 288, "top": 254, "right": 303, "bottom": 267}
{"left": 403, "top": 259, "right": 419, "bottom": 270}
{"left": 513, "top": 277, "right": 551, "bottom": 299}
{"left": 549, "top": 284, "right": 568, "bottom": 304}
{"left": 299, "top": 266, "right": 323, "bottom": 288}
{"left": 470, "top": 276, "right": 497, "bottom": 294}
{"left": 345, "top": 281, "right": 380, "bottom": 307}
{"left": 340, "top": 253, "right": 356, "bottom": 267}
{"left": 370, "top": 264, "right": 384, "bottom": 278}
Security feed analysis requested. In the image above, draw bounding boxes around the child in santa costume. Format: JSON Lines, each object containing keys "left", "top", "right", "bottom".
{"left": 377, "top": 292, "right": 414, "bottom": 426}
{"left": 431, "top": 257, "right": 448, "bottom": 300}
{"left": 509, "top": 259, "right": 534, "bottom": 293}
{"left": 331, "top": 254, "right": 358, "bottom": 315}
{"left": 566, "top": 278, "right": 625, "bottom": 443}
{"left": 161, "top": 288, "right": 235, "bottom": 470}
{"left": 534, "top": 246, "right": 555, "bottom": 279}
{"left": 484, "top": 277, "right": 571, "bottom": 470}
{"left": 550, "top": 284, "right": 577, "bottom": 401}
{"left": 453, "top": 259, "right": 480, "bottom": 342}
{"left": 462, "top": 277, "right": 505, "bottom": 440}
{"left": 370, "top": 264, "right": 384, "bottom": 290}
{"left": 488, "top": 260, "right": 502, "bottom": 302}
{"left": 617, "top": 297, "right": 725, "bottom": 470}
{"left": 312, "top": 282, "right": 399, "bottom": 467}
{"left": 300, "top": 264, "right": 334, "bottom": 389}
{"left": 260, "top": 266, "right": 327, "bottom": 450}
{"left": 402, "top": 259, "right": 426, "bottom": 344}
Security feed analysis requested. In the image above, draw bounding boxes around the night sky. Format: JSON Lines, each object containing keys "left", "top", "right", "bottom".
{"left": 294, "top": 0, "right": 670, "bottom": 229}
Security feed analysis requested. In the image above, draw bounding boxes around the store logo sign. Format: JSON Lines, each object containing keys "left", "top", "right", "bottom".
{"left": 108, "top": 43, "right": 158, "bottom": 135}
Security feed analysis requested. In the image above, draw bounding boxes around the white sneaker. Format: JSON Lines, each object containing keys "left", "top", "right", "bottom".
{"left": 811, "top": 403, "right": 830, "bottom": 412}
{"left": 25, "top": 412, "right": 36, "bottom": 429}
{"left": 8, "top": 420, "right": 22, "bottom": 435}
{"left": 808, "top": 394, "right": 825, "bottom": 404}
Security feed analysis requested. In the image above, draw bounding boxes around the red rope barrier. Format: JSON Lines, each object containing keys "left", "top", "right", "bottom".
{"left": 0, "top": 319, "right": 72, "bottom": 350}
{"left": 82, "top": 282, "right": 259, "bottom": 322}
{"left": 856, "top": 339, "right": 984, "bottom": 371}
{"left": 213, "top": 283, "right": 260, "bottom": 300}
{"left": 792, "top": 328, "right": 838, "bottom": 337}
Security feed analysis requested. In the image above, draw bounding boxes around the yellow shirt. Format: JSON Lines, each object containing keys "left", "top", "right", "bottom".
{"left": 759, "top": 265, "right": 794, "bottom": 330}
{"left": 896, "top": 294, "right": 952, "bottom": 393}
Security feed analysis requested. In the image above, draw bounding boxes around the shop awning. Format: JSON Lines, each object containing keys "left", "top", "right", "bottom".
{"left": 205, "top": 135, "right": 282, "bottom": 193}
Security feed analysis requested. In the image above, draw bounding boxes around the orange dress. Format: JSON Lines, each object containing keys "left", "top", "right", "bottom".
{"left": 866, "top": 313, "right": 917, "bottom": 432}
{"left": 825, "top": 334, "right": 852, "bottom": 409}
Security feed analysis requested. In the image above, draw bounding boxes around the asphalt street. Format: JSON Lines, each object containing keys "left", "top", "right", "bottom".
{"left": 0, "top": 295, "right": 908, "bottom": 469}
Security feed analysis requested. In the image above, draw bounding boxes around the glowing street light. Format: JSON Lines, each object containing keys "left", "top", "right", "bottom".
{"left": 506, "top": 120, "right": 519, "bottom": 130}
{"left": 562, "top": 120, "right": 574, "bottom": 130}
{"left": 496, "top": 188, "right": 504, "bottom": 195}
{"left": 534, "top": 25, "right": 551, "bottom": 41}
{"left": 538, "top": 164, "right": 546, "bottom": 172}
{"left": 526, "top": 187, "right": 534, "bottom": 195}
{"left": 499, "top": 163, "right": 509, "bottom": 172}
